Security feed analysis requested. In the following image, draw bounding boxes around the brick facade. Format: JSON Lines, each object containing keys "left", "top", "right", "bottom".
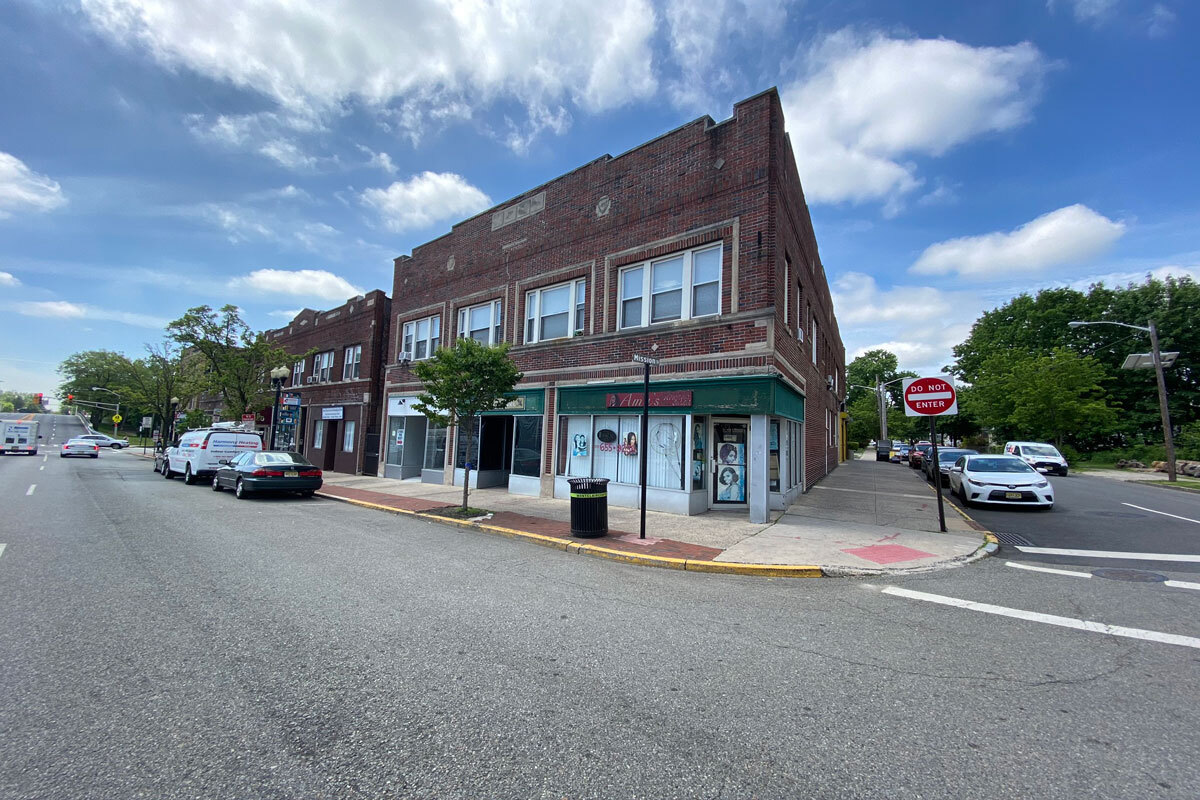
{"left": 265, "top": 290, "right": 391, "bottom": 475}
{"left": 382, "top": 88, "right": 844, "bottom": 513}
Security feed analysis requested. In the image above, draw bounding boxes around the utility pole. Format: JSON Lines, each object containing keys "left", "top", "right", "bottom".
{"left": 1148, "top": 320, "right": 1177, "bottom": 482}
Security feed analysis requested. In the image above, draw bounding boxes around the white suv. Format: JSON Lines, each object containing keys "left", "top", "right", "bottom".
{"left": 1003, "top": 441, "right": 1069, "bottom": 476}
{"left": 163, "top": 427, "right": 263, "bottom": 484}
{"left": 78, "top": 433, "right": 130, "bottom": 449}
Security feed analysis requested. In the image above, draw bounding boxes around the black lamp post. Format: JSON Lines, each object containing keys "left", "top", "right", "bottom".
{"left": 168, "top": 396, "right": 179, "bottom": 446}
{"left": 269, "top": 367, "right": 290, "bottom": 450}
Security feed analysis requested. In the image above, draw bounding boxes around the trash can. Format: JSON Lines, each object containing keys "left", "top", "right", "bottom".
{"left": 567, "top": 477, "right": 609, "bottom": 538}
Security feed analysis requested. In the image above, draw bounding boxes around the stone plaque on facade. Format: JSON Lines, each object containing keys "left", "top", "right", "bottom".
{"left": 595, "top": 196, "right": 611, "bottom": 217}
{"left": 491, "top": 191, "right": 546, "bottom": 230}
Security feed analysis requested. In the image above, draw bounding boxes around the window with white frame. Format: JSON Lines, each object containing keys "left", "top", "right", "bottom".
{"left": 343, "top": 420, "right": 356, "bottom": 452}
{"left": 312, "top": 350, "right": 334, "bottom": 382}
{"left": 811, "top": 317, "right": 818, "bottom": 364}
{"left": 401, "top": 315, "right": 440, "bottom": 361}
{"left": 292, "top": 358, "right": 305, "bottom": 386}
{"left": 459, "top": 300, "right": 503, "bottom": 345}
{"left": 313, "top": 421, "right": 324, "bottom": 449}
{"left": 526, "top": 279, "right": 585, "bottom": 343}
{"left": 619, "top": 243, "right": 721, "bottom": 329}
{"left": 556, "top": 414, "right": 685, "bottom": 490}
{"left": 342, "top": 345, "right": 362, "bottom": 380}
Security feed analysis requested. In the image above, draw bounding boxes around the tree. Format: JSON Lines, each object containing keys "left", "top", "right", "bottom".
{"left": 845, "top": 349, "right": 918, "bottom": 441}
{"left": 57, "top": 350, "right": 138, "bottom": 428}
{"left": 168, "top": 305, "right": 303, "bottom": 418}
{"left": 123, "top": 341, "right": 202, "bottom": 440}
{"left": 411, "top": 338, "right": 523, "bottom": 512}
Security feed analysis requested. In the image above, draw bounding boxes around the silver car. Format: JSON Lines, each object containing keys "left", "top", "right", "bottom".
{"left": 78, "top": 433, "right": 129, "bottom": 449}
{"left": 61, "top": 438, "right": 100, "bottom": 458}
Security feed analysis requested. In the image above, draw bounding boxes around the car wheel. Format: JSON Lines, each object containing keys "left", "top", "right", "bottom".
{"left": 59, "top": 454, "right": 66, "bottom": 458}
{"left": 212, "top": 474, "right": 223, "bottom": 492}
{"left": 163, "top": 460, "right": 173, "bottom": 479}
{"left": 110, "top": 443, "right": 121, "bottom": 449}
{"left": 235, "top": 478, "right": 248, "bottom": 499}
{"left": 91, "top": 454, "right": 98, "bottom": 458}
{"left": 1060, "top": 468, "right": 1068, "bottom": 477}
{"left": 183, "top": 464, "right": 196, "bottom": 485}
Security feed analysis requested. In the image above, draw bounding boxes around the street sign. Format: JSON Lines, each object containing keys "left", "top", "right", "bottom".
{"left": 632, "top": 354, "right": 661, "bottom": 365}
{"left": 242, "top": 414, "right": 256, "bottom": 422}
{"left": 902, "top": 377, "right": 958, "bottom": 417}
{"left": 111, "top": 413, "right": 123, "bottom": 424}
{"left": 141, "top": 416, "right": 153, "bottom": 429}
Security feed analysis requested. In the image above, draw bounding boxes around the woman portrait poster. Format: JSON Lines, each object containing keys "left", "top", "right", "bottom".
{"left": 717, "top": 466, "right": 744, "bottom": 502}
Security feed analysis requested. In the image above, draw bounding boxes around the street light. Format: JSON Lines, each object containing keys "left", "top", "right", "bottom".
{"left": 91, "top": 386, "right": 121, "bottom": 437}
{"left": 269, "top": 366, "right": 290, "bottom": 450}
{"left": 1069, "top": 319, "right": 1178, "bottom": 482}
{"left": 168, "top": 396, "right": 180, "bottom": 447}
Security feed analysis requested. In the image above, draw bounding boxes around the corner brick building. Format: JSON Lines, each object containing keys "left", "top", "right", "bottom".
{"left": 380, "top": 88, "right": 845, "bottom": 522}
{"left": 266, "top": 290, "right": 391, "bottom": 475}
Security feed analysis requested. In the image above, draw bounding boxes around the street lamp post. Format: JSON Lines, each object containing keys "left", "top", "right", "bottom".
{"left": 91, "top": 386, "right": 121, "bottom": 437}
{"left": 269, "top": 367, "right": 290, "bottom": 450}
{"left": 168, "top": 397, "right": 179, "bottom": 446}
{"left": 1069, "top": 319, "right": 1178, "bottom": 482}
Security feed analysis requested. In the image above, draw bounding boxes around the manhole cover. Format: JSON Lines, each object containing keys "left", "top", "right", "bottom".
{"left": 1092, "top": 568, "right": 1167, "bottom": 583}
{"left": 1084, "top": 511, "right": 1144, "bottom": 519}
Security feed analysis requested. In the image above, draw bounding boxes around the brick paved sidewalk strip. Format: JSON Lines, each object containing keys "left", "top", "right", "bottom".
{"left": 318, "top": 484, "right": 450, "bottom": 513}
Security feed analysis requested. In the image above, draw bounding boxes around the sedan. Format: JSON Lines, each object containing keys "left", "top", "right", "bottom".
{"left": 61, "top": 438, "right": 101, "bottom": 458}
{"left": 908, "top": 443, "right": 933, "bottom": 469}
{"left": 925, "top": 448, "right": 978, "bottom": 486}
{"left": 78, "top": 433, "right": 130, "bottom": 449}
{"left": 889, "top": 443, "right": 911, "bottom": 463}
{"left": 212, "top": 450, "right": 323, "bottom": 499}
{"left": 949, "top": 454, "right": 1054, "bottom": 510}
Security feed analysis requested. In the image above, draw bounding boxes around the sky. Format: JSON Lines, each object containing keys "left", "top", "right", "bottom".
{"left": 1, "top": 0, "right": 1197, "bottom": 403}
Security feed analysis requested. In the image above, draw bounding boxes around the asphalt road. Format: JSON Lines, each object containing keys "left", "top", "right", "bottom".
{"left": 2, "top": 441, "right": 1199, "bottom": 798}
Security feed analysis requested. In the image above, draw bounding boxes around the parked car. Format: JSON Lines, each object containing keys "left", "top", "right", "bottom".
{"left": 77, "top": 433, "right": 129, "bottom": 449}
{"left": 909, "top": 442, "right": 933, "bottom": 469}
{"left": 889, "top": 443, "right": 912, "bottom": 463}
{"left": 60, "top": 438, "right": 101, "bottom": 458}
{"left": 949, "top": 454, "right": 1054, "bottom": 510}
{"left": 211, "top": 451, "right": 323, "bottom": 499}
{"left": 165, "top": 425, "right": 263, "bottom": 484}
{"left": 925, "top": 448, "right": 978, "bottom": 486}
{"left": 155, "top": 439, "right": 180, "bottom": 476}
{"left": 1003, "top": 441, "right": 1069, "bottom": 476}
{"left": 875, "top": 438, "right": 893, "bottom": 462}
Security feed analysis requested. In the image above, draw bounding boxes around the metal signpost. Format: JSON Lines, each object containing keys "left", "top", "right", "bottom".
{"left": 632, "top": 354, "right": 661, "bottom": 539}
{"left": 902, "top": 376, "right": 959, "bottom": 532}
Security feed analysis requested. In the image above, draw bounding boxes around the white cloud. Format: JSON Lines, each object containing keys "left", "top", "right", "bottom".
{"left": 1146, "top": 4, "right": 1177, "bottom": 37}
{"left": 9, "top": 300, "right": 167, "bottom": 328}
{"left": 0, "top": 271, "right": 19, "bottom": 287}
{"left": 267, "top": 308, "right": 304, "bottom": 320}
{"left": 0, "top": 152, "right": 67, "bottom": 218}
{"left": 84, "top": 0, "right": 658, "bottom": 148}
{"left": 258, "top": 139, "right": 318, "bottom": 170}
{"left": 781, "top": 32, "right": 1049, "bottom": 209}
{"left": 358, "top": 146, "right": 397, "bottom": 175}
{"left": 910, "top": 204, "right": 1126, "bottom": 277}
{"left": 361, "top": 171, "right": 492, "bottom": 233}
{"left": 1062, "top": 264, "right": 1200, "bottom": 291}
{"left": 230, "top": 269, "right": 365, "bottom": 302}
{"left": 1050, "top": 0, "right": 1119, "bottom": 23}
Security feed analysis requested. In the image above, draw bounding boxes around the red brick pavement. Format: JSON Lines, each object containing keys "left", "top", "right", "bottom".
{"left": 317, "top": 485, "right": 723, "bottom": 562}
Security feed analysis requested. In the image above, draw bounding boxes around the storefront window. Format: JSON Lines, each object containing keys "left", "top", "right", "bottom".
{"left": 512, "top": 417, "right": 542, "bottom": 477}
{"left": 424, "top": 423, "right": 446, "bottom": 470}
{"left": 556, "top": 414, "right": 683, "bottom": 489}
{"left": 769, "top": 420, "right": 780, "bottom": 492}
{"left": 455, "top": 418, "right": 481, "bottom": 468}
{"left": 691, "top": 415, "right": 706, "bottom": 490}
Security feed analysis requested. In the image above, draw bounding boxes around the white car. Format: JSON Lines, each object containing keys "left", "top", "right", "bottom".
{"left": 78, "top": 433, "right": 130, "bottom": 449}
{"left": 949, "top": 454, "right": 1054, "bottom": 510}
{"left": 61, "top": 438, "right": 101, "bottom": 458}
{"left": 1003, "top": 441, "right": 1068, "bottom": 476}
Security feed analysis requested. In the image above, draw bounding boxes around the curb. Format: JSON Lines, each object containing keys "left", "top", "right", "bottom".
{"left": 314, "top": 490, "right": 973, "bottom": 579}
{"left": 924, "top": 479, "right": 999, "bottom": 556}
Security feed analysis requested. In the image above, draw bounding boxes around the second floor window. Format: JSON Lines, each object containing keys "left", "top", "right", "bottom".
{"left": 312, "top": 350, "right": 334, "bottom": 382}
{"left": 402, "top": 315, "right": 440, "bottom": 361}
{"left": 526, "top": 279, "right": 585, "bottom": 343}
{"left": 459, "top": 300, "right": 503, "bottom": 345}
{"left": 292, "top": 358, "right": 305, "bottom": 386}
{"left": 343, "top": 345, "right": 362, "bottom": 380}
{"left": 619, "top": 243, "right": 721, "bottom": 329}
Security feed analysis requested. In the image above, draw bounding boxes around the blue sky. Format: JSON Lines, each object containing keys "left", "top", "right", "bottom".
{"left": 1, "top": 0, "right": 1197, "bottom": 401}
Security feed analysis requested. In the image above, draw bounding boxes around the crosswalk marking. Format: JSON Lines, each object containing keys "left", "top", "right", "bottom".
{"left": 883, "top": 586, "right": 1200, "bottom": 650}
{"left": 1122, "top": 502, "right": 1200, "bottom": 525}
{"left": 1014, "top": 546, "right": 1200, "bottom": 563}
{"left": 26, "top": 485, "right": 36, "bottom": 496}
{"left": 1006, "top": 561, "right": 1091, "bottom": 578}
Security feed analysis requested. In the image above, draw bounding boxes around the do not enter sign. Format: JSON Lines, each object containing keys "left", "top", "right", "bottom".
{"left": 902, "top": 377, "right": 958, "bottom": 417}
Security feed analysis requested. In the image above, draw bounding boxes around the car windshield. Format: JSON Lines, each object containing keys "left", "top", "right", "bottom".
{"left": 1023, "top": 445, "right": 1061, "bottom": 457}
{"left": 939, "top": 450, "right": 975, "bottom": 463}
{"left": 255, "top": 452, "right": 313, "bottom": 466}
{"left": 917, "top": 444, "right": 933, "bottom": 453}
{"left": 968, "top": 457, "right": 1036, "bottom": 473}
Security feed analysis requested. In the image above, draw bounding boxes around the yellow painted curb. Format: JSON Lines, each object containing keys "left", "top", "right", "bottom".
{"left": 684, "top": 561, "right": 824, "bottom": 578}
{"left": 575, "top": 544, "right": 688, "bottom": 570}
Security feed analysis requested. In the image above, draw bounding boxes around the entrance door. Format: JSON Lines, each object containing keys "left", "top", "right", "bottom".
{"left": 712, "top": 420, "right": 748, "bottom": 505}
{"left": 323, "top": 420, "right": 338, "bottom": 471}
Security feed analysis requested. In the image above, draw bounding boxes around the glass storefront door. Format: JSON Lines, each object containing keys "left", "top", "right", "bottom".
{"left": 712, "top": 420, "right": 748, "bottom": 505}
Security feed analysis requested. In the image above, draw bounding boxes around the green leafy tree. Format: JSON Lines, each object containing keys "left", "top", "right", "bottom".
{"left": 57, "top": 350, "right": 138, "bottom": 427}
{"left": 411, "top": 338, "right": 523, "bottom": 512}
{"left": 168, "top": 305, "right": 304, "bottom": 417}
{"left": 123, "top": 341, "right": 202, "bottom": 439}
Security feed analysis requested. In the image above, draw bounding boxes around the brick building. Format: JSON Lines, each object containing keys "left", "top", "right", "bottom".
{"left": 380, "top": 88, "right": 845, "bottom": 522}
{"left": 266, "top": 290, "right": 391, "bottom": 475}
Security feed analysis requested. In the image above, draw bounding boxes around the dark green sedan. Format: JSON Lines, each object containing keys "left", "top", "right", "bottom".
{"left": 211, "top": 451, "right": 323, "bottom": 499}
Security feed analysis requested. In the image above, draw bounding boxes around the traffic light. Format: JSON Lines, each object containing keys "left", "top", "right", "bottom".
{"left": 34, "top": 393, "right": 43, "bottom": 406}
{"left": 67, "top": 394, "right": 74, "bottom": 401}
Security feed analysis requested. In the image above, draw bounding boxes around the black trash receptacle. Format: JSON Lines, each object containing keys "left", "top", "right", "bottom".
{"left": 567, "top": 477, "right": 609, "bottom": 538}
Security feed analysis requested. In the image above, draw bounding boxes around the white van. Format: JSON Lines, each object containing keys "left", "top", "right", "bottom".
{"left": 164, "top": 426, "right": 263, "bottom": 484}
{"left": 1003, "top": 441, "right": 1069, "bottom": 476}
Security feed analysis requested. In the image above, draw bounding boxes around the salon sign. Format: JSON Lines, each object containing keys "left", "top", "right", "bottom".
{"left": 605, "top": 390, "right": 692, "bottom": 408}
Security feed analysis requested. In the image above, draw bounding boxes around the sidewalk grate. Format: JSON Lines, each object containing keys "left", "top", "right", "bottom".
{"left": 993, "top": 531, "right": 1035, "bottom": 546}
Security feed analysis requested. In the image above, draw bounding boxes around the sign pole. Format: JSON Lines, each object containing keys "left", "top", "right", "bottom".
{"left": 930, "top": 417, "right": 946, "bottom": 532}
{"left": 639, "top": 359, "right": 649, "bottom": 539}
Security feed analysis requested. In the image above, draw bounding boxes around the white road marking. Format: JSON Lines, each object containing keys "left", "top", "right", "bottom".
{"left": 1122, "top": 502, "right": 1200, "bottom": 525}
{"left": 1164, "top": 580, "right": 1200, "bottom": 592}
{"left": 38, "top": 465, "right": 44, "bottom": 471}
{"left": 1014, "top": 546, "right": 1200, "bottom": 563}
{"left": 1006, "top": 561, "right": 1091, "bottom": 578}
{"left": 882, "top": 586, "right": 1200, "bottom": 650}
{"left": 0, "top": 544, "right": 5, "bottom": 559}
{"left": 25, "top": 485, "right": 36, "bottom": 496}
{"left": 42, "top": 456, "right": 47, "bottom": 462}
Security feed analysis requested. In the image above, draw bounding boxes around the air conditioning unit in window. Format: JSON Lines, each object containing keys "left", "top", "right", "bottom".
{"left": 826, "top": 375, "right": 835, "bottom": 390}
{"left": 305, "top": 376, "right": 317, "bottom": 384}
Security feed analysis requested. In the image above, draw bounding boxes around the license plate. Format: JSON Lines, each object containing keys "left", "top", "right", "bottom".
{"left": 284, "top": 470, "right": 298, "bottom": 477}
{"left": 1005, "top": 491, "right": 1022, "bottom": 499}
